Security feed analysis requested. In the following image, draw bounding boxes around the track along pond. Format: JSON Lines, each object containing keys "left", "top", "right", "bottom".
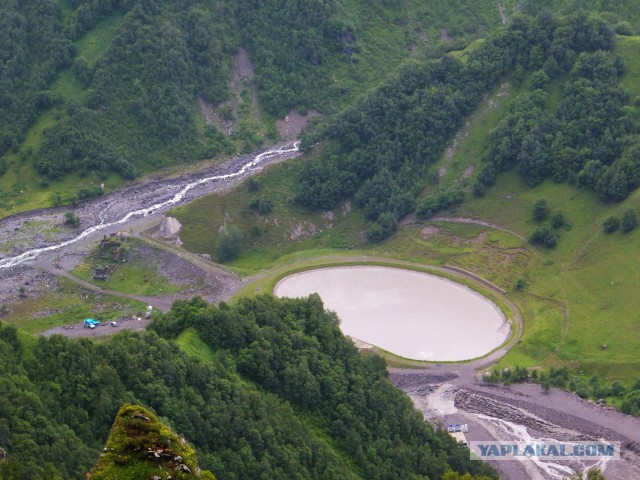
{"left": 274, "top": 266, "right": 509, "bottom": 362}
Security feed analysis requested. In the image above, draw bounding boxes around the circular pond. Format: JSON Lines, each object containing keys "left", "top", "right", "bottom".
{"left": 274, "top": 266, "right": 509, "bottom": 361}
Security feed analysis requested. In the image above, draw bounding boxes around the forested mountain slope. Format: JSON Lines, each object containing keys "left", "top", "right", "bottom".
{"left": 0, "top": 0, "right": 506, "bottom": 215}
{"left": 0, "top": 297, "right": 497, "bottom": 480}
{"left": 166, "top": 7, "right": 640, "bottom": 399}
{"left": 297, "top": 11, "right": 640, "bottom": 239}
{"left": 1, "top": 1, "right": 639, "bottom": 217}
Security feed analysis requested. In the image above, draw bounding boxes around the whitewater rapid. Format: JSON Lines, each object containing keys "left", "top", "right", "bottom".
{"left": 0, "top": 142, "right": 299, "bottom": 270}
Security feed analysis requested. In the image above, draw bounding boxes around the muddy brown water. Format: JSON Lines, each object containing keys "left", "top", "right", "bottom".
{"left": 274, "top": 266, "right": 509, "bottom": 361}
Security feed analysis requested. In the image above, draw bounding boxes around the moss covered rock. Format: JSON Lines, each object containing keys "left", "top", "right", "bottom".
{"left": 88, "top": 404, "right": 215, "bottom": 480}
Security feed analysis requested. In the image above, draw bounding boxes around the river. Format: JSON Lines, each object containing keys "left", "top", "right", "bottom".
{"left": 0, "top": 142, "right": 299, "bottom": 270}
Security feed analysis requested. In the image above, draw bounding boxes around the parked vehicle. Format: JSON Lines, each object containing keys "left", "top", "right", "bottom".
{"left": 83, "top": 318, "right": 100, "bottom": 329}
{"left": 447, "top": 423, "right": 469, "bottom": 433}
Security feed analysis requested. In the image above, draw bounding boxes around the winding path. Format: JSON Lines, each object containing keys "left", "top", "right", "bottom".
{"left": 431, "top": 216, "right": 527, "bottom": 242}
{"left": 43, "top": 265, "right": 178, "bottom": 312}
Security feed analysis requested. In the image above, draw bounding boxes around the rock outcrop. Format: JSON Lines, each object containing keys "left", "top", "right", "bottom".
{"left": 88, "top": 404, "right": 216, "bottom": 480}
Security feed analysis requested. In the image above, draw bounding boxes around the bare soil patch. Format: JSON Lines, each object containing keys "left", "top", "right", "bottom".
{"left": 439, "top": 28, "right": 454, "bottom": 43}
{"left": 463, "top": 164, "right": 475, "bottom": 177}
{"left": 197, "top": 48, "right": 260, "bottom": 135}
{"left": 421, "top": 226, "right": 440, "bottom": 239}
{"left": 276, "top": 109, "right": 320, "bottom": 140}
{"left": 0, "top": 266, "right": 59, "bottom": 306}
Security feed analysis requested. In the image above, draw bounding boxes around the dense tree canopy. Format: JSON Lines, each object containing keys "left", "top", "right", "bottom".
{"left": 0, "top": 0, "right": 365, "bottom": 183}
{"left": 0, "top": 297, "right": 497, "bottom": 480}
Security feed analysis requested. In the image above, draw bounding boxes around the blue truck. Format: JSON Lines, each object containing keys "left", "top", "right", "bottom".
{"left": 83, "top": 318, "right": 100, "bottom": 329}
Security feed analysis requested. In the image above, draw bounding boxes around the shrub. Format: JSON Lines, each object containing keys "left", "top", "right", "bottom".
{"left": 621, "top": 391, "right": 640, "bottom": 416}
{"left": 603, "top": 216, "right": 620, "bottom": 233}
{"left": 249, "top": 197, "right": 273, "bottom": 215}
{"left": 246, "top": 177, "right": 261, "bottom": 192}
{"left": 416, "top": 187, "right": 463, "bottom": 219}
{"left": 532, "top": 198, "right": 549, "bottom": 222}
{"left": 551, "top": 211, "right": 569, "bottom": 229}
{"left": 366, "top": 212, "right": 397, "bottom": 241}
{"left": 251, "top": 223, "right": 263, "bottom": 237}
{"left": 64, "top": 211, "right": 81, "bottom": 227}
{"left": 621, "top": 209, "right": 637, "bottom": 233}
{"left": 530, "top": 223, "right": 558, "bottom": 247}
{"left": 76, "top": 184, "right": 103, "bottom": 201}
{"left": 215, "top": 225, "right": 243, "bottom": 262}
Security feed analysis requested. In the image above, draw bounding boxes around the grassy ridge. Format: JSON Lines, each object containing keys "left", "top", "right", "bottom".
{"left": 89, "top": 404, "right": 216, "bottom": 480}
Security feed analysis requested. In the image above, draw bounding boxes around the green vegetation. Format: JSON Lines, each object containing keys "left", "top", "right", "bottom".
{"left": 563, "top": 469, "right": 606, "bottom": 480}
{"left": 455, "top": 171, "right": 640, "bottom": 384}
{"left": 248, "top": 196, "right": 273, "bottom": 215}
{"left": 0, "top": 297, "right": 497, "bottom": 479}
{"left": 602, "top": 215, "right": 620, "bottom": 233}
{"left": 485, "top": 365, "right": 640, "bottom": 417}
{"left": 89, "top": 404, "right": 216, "bottom": 480}
{"left": 169, "top": 30, "right": 640, "bottom": 404}
{"left": 175, "top": 39, "right": 640, "bottom": 389}
{"left": 2, "top": 277, "right": 144, "bottom": 334}
{"left": 532, "top": 198, "right": 550, "bottom": 222}
{"left": 214, "top": 225, "right": 244, "bottom": 262}
{"left": 72, "top": 237, "right": 181, "bottom": 296}
{"left": 530, "top": 223, "right": 558, "bottom": 247}
{"left": 7, "top": 3, "right": 640, "bottom": 478}
{"left": 416, "top": 188, "right": 465, "bottom": 219}
{"left": 0, "top": 0, "right": 511, "bottom": 217}
{"left": 171, "top": 159, "right": 368, "bottom": 271}
{"left": 64, "top": 211, "right": 81, "bottom": 227}
{"left": 621, "top": 208, "right": 637, "bottom": 232}
{"left": 296, "top": 12, "right": 630, "bottom": 239}
{"left": 551, "top": 211, "right": 569, "bottom": 229}
{"left": 175, "top": 327, "right": 216, "bottom": 363}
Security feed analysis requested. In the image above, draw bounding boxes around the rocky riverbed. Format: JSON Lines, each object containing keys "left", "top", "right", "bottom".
{"left": 0, "top": 142, "right": 299, "bottom": 265}
{"left": 390, "top": 371, "right": 640, "bottom": 480}
{"left": 0, "top": 142, "right": 298, "bottom": 312}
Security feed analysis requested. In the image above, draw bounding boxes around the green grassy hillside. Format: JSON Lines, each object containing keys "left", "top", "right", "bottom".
{"left": 436, "top": 34, "right": 640, "bottom": 383}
